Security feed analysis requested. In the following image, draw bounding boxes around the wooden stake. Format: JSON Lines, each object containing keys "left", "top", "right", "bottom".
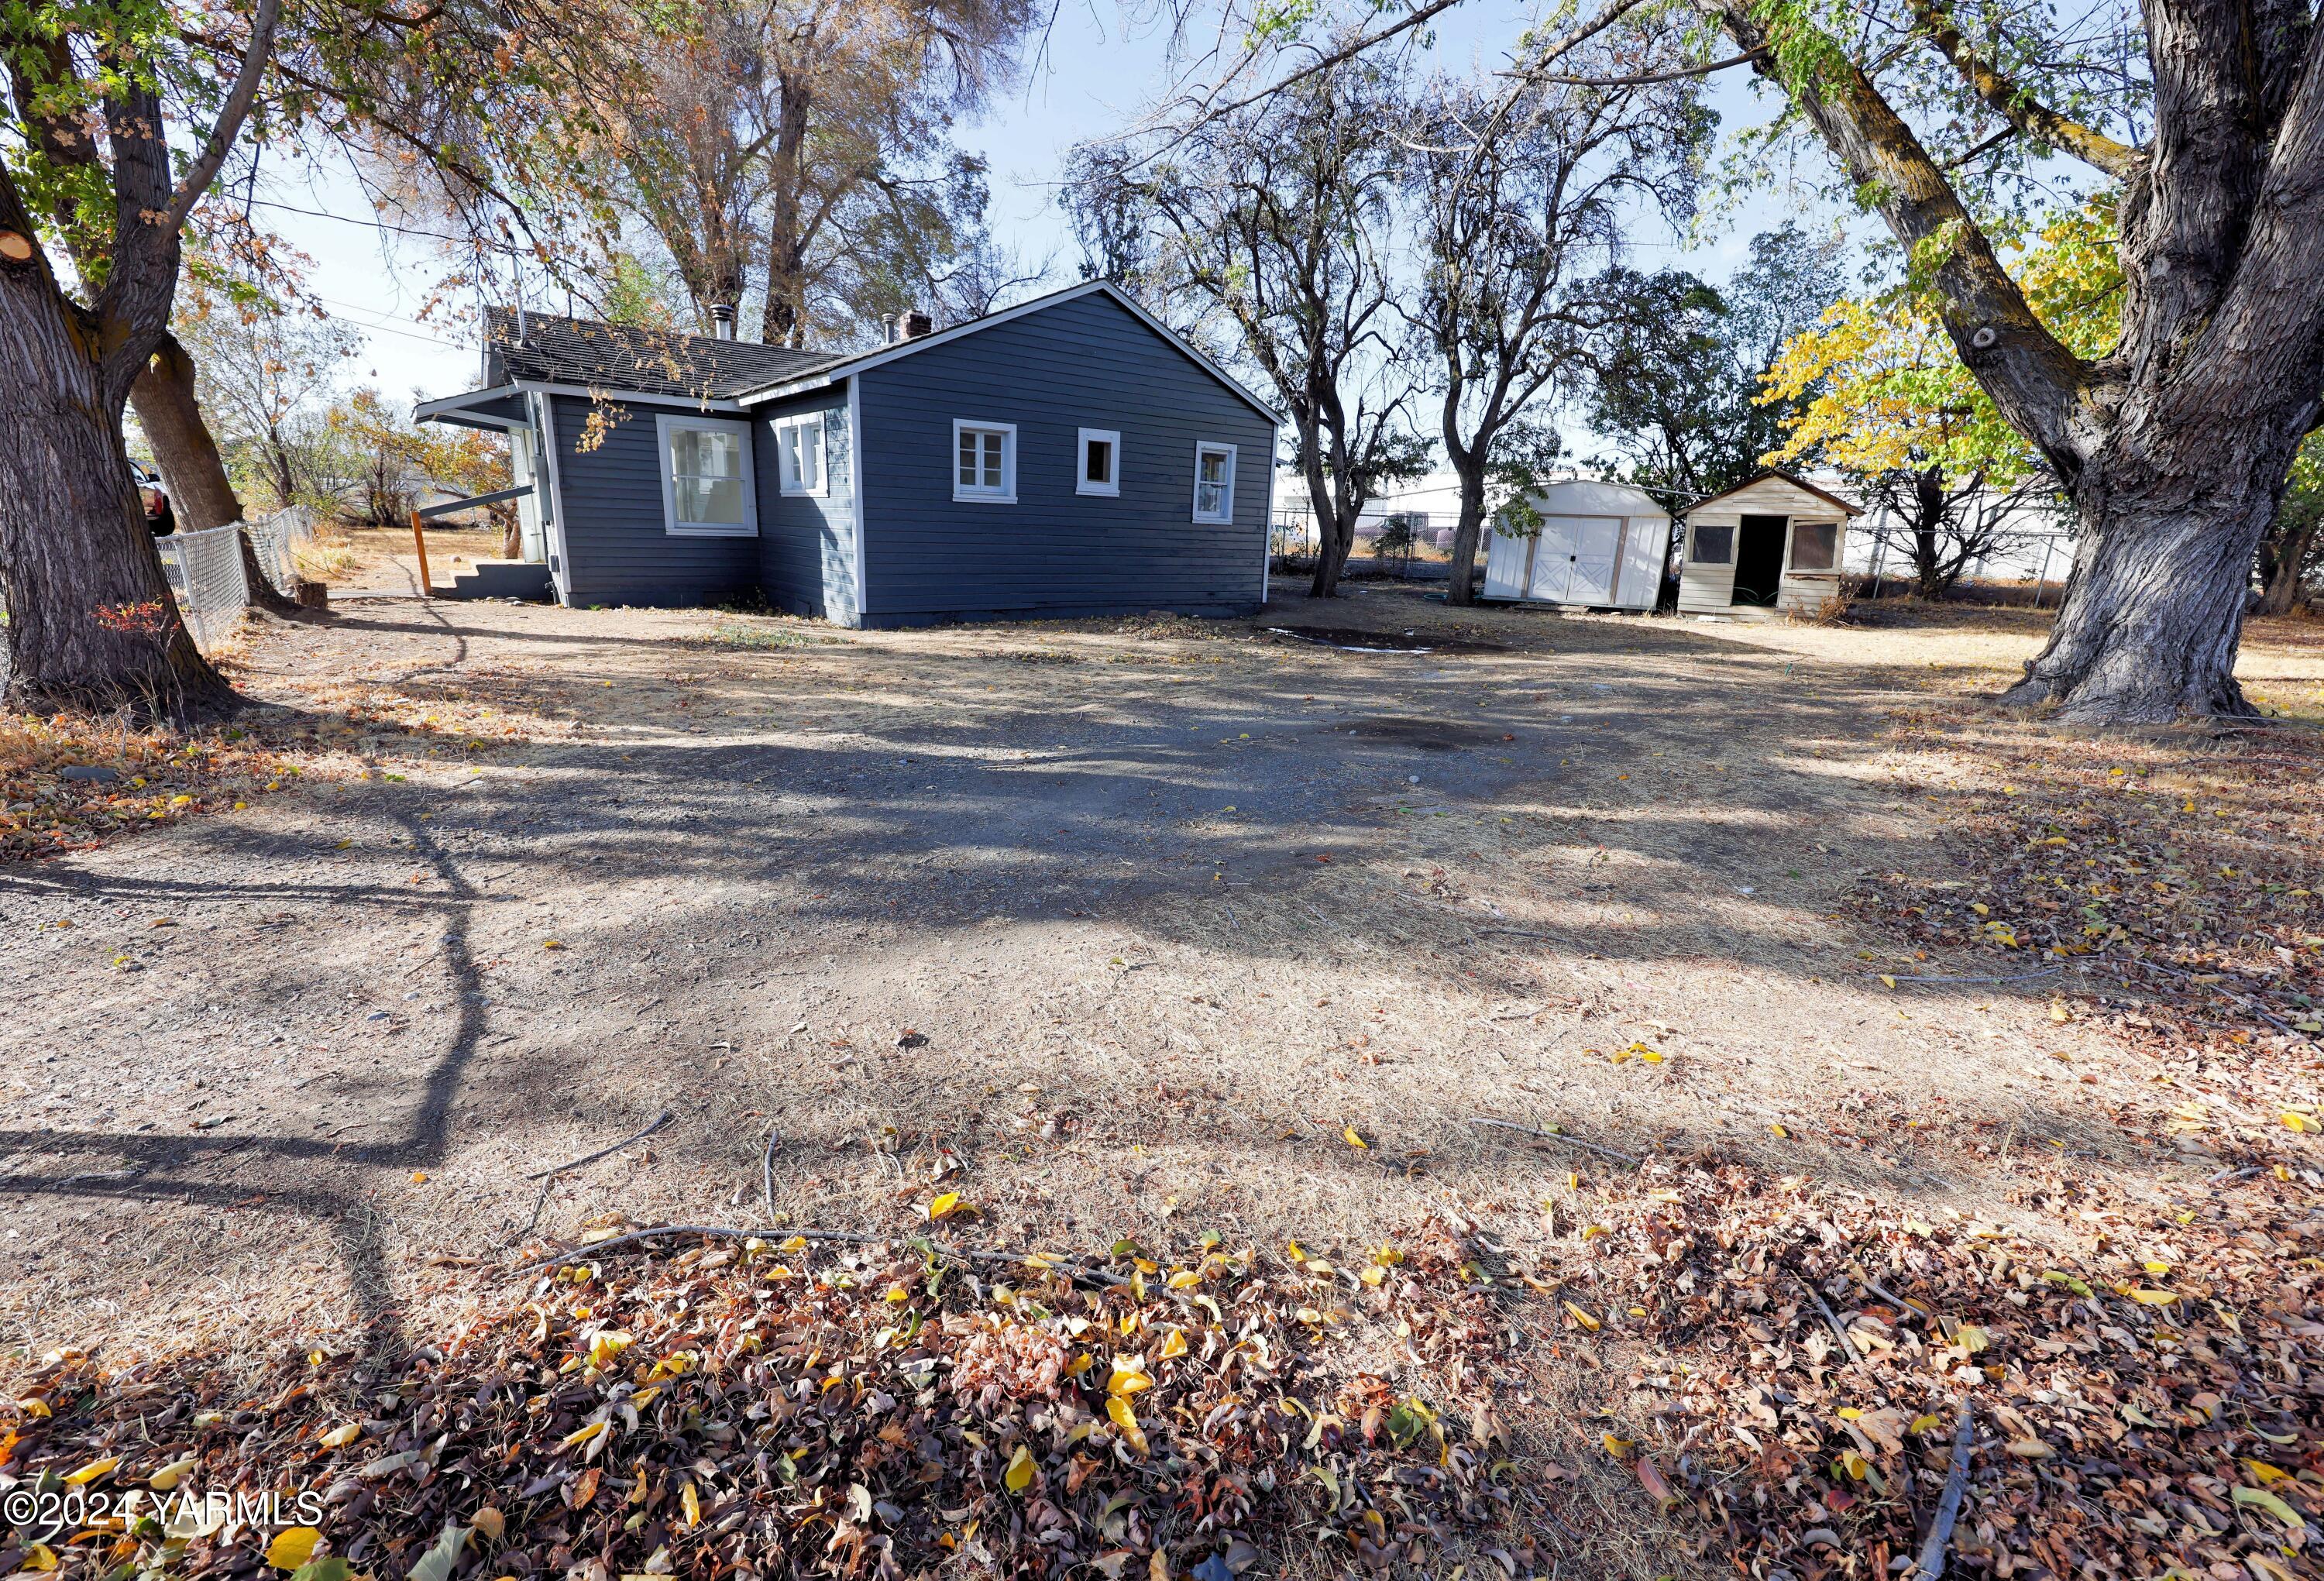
{"left": 409, "top": 506, "right": 433, "bottom": 596}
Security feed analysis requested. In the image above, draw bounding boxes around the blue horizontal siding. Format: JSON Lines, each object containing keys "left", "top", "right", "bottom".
{"left": 751, "top": 385, "right": 857, "bottom": 623}
{"left": 548, "top": 394, "right": 759, "bottom": 607}
{"left": 854, "top": 293, "right": 1274, "bottom": 623}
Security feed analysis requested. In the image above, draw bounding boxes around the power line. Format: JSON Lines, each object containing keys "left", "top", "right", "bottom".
{"left": 233, "top": 194, "right": 521, "bottom": 250}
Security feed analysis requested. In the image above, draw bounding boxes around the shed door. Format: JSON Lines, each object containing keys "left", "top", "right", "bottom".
{"left": 1530, "top": 516, "right": 1621, "bottom": 603}
{"left": 1564, "top": 517, "right": 1621, "bottom": 603}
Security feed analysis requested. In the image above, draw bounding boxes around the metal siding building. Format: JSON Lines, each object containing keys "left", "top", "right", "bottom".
{"left": 417, "top": 284, "right": 1280, "bottom": 626}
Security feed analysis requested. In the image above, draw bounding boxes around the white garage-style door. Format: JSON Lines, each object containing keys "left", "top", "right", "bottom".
{"left": 1526, "top": 516, "right": 1623, "bottom": 604}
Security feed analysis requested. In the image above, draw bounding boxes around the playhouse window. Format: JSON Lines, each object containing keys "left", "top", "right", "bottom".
{"left": 1789, "top": 521, "right": 1838, "bottom": 570}
{"left": 1692, "top": 524, "right": 1734, "bottom": 564}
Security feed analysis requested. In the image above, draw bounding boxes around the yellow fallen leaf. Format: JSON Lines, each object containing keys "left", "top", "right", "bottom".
{"left": 1159, "top": 1328, "right": 1188, "bottom": 1359}
{"left": 2283, "top": 1112, "right": 2317, "bottom": 1134}
{"left": 1108, "top": 1394, "right": 1149, "bottom": 1456}
{"left": 1004, "top": 1443, "right": 1035, "bottom": 1493}
{"left": 1769, "top": 1123, "right": 1788, "bottom": 1138}
{"left": 588, "top": 1331, "right": 632, "bottom": 1370}
{"left": 15, "top": 1397, "right": 48, "bottom": 1418}
{"left": 63, "top": 1455, "right": 117, "bottom": 1485}
{"left": 928, "top": 1192, "right": 962, "bottom": 1220}
{"left": 473, "top": 1506, "right": 505, "bottom": 1542}
{"left": 1837, "top": 1449, "right": 1869, "bottom": 1480}
{"left": 542, "top": 938, "right": 565, "bottom": 950}
{"left": 1956, "top": 1325, "right": 1989, "bottom": 1353}
{"left": 1343, "top": 1126, "right": 1368, "bottom": 1149}
{"left": 681, "top": 1480, "right": 701, "bottom": 1528}
{"left": 1908, "top": 1414, "right": 1941, "bottom": 1435}
{"left": 2243, "top": 1458, "right": 2293, "bottom": 1485}
{"left": 266, "top": 1527, "right": 323, "bottom": 1570}
{"left": 1165, "top": 1269, "right": 1199, "bottom": 1289}
{"left": 2127, "top": 1287, "right": 2181, "bottom": 1305}
{"left": 559, "top": 1420, "right": 609, "bottom": 1450}
{"left": 148, "top": 1453, "right": 198, "bottom": 1490}
{"left": 1562, "top": 1301, "right": 1600, "bottom": 1332}
{"left": 1602, "top": 1433, "right": 1633, "bottom": 1458}
{"left": 319, "top": 1423, "right": 361, "bottom": 1449}
{"left": 1108, "top": 1359, "right": 1153, "bottom": 1397}
{"left": 21, "top": 1544, "right": 57, "bottom": 1572}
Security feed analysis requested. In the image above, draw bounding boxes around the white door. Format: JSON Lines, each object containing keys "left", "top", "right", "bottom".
{"left": 1528, "top": 517, "right": 1574, "bottom": 600}
{"left": 1565, "top": 517, "right": 1621, "bottom": 604}
{"left": 1483, "top": 525, "right": 1529, "bottom": 598}
{"left": 1530, "top": 516, "right": 1622, "bottom": 603}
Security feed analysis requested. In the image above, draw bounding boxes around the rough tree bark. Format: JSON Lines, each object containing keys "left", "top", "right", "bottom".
{"left": 1700, "top": 0, "right": 2324, "bottom": 723}
{"left": 1445, "top": 466, "right": 1490, "bottom": 607}
{"left": 2257, "top": 514, "right": 2319, "bottom": 613}
{"left": 129, "top": 330, "right": 303, "bottom": 616}
{"left": 0, "top": 0, "right": 278, "bottom": 716}
{"left": 0, "top": 207, "right": 226, "bottom": 717}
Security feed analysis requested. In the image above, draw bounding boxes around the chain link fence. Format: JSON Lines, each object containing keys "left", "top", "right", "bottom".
{"left": 154, "top": 507, "right": 317, "bottom": 651}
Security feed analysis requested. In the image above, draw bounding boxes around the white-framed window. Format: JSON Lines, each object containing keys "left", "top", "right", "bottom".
{"left": 1191, "top": 441, "right": 1236, "bottom": 524}
{"left": 1078, "top": 428, "right": 1121, "bottom": 497}
{"left": 1690, "top": 523, "right": 1734, "bottom": 564}
{"left": 655, "top": 414, "right": 756, "bottom": 537}
{"left": 953, "top": 419, "right": 1016, "bottom": 503}
{"left": 774, "top": 412, "right": 826, "bottom": 497}
{"left": 1789, "top": 520, "right": 1838, "bottom": 571}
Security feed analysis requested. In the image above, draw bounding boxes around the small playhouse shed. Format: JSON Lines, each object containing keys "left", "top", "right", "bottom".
{"left": 1481, "top": 479, "right": 1670, "bottom": 609}
{"left": 1677, "top": 469, "right": 1859, "bottom": 617}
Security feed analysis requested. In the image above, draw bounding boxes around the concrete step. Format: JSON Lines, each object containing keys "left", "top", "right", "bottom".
{"left": 442, "top": 560, "right": 554, "bottom": 602}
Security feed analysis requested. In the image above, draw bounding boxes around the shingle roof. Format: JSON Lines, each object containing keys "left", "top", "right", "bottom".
{"left": 483, "top": 307, "right": 840, "bottom": 400}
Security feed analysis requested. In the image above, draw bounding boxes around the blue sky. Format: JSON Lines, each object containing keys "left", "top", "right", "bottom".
{"left": 261, "top": 0, "right": 1827, "bottom": 405}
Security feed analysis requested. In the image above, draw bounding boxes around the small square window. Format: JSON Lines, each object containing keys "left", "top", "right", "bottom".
{"left": 1192, "top": 442, "right": 1236, "bottom": 524}
{"left": 1078, "top": 428, "right": 1121, "bottom": 497}
{"left": 953, "top": 420, "right": 1016, "bottom": 503}
{"left": 775, "top": 413, "right": 826, "bottom": 497}
{"left": 1789, "top": 521, "right": 1838, "bottom": 571}
{"left": 1691, "top": 524, "right": 1734, "bottom": 564}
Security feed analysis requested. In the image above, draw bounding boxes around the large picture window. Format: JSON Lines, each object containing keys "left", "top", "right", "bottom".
{"left": 655, "top": 414, "right": 757, "bottom": 537}
{"left": 775, "top": 413, "right": 826, "bottom": 497}
{"left": 953, "top": 420, "right": 1016, "bottom": 503}
{"left": 1191, "top": 442, "right": 1236, "bottom": 524}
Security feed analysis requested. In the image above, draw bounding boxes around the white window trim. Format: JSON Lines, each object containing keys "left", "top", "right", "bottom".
{"left": 774, "top": 411, "right": 827, "bottom": 498}
{"left": 1191, "top": 441, "right": 1237, "bottom": 524}
{"left": 1786, "top": 517, "right": 1841, "bottom": 573}
{"left": 952, "top": 418, "right": 1017, "bottom": 504}
{"left": 654, "top": 412, "right": 758, "bottom": 537}
{"left": 1077, "top": 428, "right": 1122, "bottom": 497}
{"left": 1688, "top": 521, "right": 1734, "bottom": 565}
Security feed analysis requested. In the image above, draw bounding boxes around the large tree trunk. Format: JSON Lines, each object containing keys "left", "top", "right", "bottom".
{"left": 1304, "top": 459, "right": 1354, "bottom": 598}
{"left": 1999, "top": 458, "right": 2275, "bottom": 722}
{"left": 129, "top": 332, "right": 241, "bottom": 529}
{"left": 2256, "top": 514, "right": 2319, "bottom": 614}
{"left": 0, "top": 266, "right": 230, "bottom": 718}
{"left": 129, "top": 330, "right": 302, "bottom": 615}
{"left": 1443, "top": 463, "right": 1487, "bottom": 607}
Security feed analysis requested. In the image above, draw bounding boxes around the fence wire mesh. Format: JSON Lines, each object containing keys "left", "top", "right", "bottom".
{"left": 240, "top": 505, "right": 315, "bottom": 597}
{"left": 154, "top": 524, "right": 250, "bottom": 651}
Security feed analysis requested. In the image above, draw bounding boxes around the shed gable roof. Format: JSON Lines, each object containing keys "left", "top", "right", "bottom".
{"left": 483, "top": 307, "right": 841, "bottom": 400}
{"left": 732, "top": 281, "right": 1286, "bottom": 424}
{"left": 1684, "top": 469, "right": 1862, "bottom": 517}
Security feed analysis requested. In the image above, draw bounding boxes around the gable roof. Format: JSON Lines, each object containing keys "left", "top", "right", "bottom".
{"left": 731, "top": 280, "right": 1287, "bottom": 425}
{"left": 483, "top": 307, "right": 841, "bottom": 400}
{"left": 1684, "top": 469, "right": 1863, "bottom": 517}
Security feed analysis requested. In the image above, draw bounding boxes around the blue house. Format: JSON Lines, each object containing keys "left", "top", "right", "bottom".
{"left": 414, "top": 283, "right": 1283, "bottom": 626}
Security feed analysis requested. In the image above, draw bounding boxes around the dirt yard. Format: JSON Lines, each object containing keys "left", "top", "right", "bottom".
{"left": 7, "top": 589, "right": 2322, "bottom": 1578}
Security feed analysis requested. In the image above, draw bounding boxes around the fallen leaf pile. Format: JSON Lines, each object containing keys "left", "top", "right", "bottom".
{"left": 0, "top": 713, "right": 299, "bottom": 861}
{"left": 1862, "top": 710, "right": 2324, "bottom": 1103}
{"left": 4, "top": 1227, "right": 1545, "bottom": 1580}
{"left": 1499, "top": 1155, "right": 2324, "bottom": 1581}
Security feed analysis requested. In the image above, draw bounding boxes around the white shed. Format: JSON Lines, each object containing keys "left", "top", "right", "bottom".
{"left": 1676, "top": 470, "right": 1859, "bottom": 617}
{"left": 1481, "top": 479, "right": 1670, "bottom": 610}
